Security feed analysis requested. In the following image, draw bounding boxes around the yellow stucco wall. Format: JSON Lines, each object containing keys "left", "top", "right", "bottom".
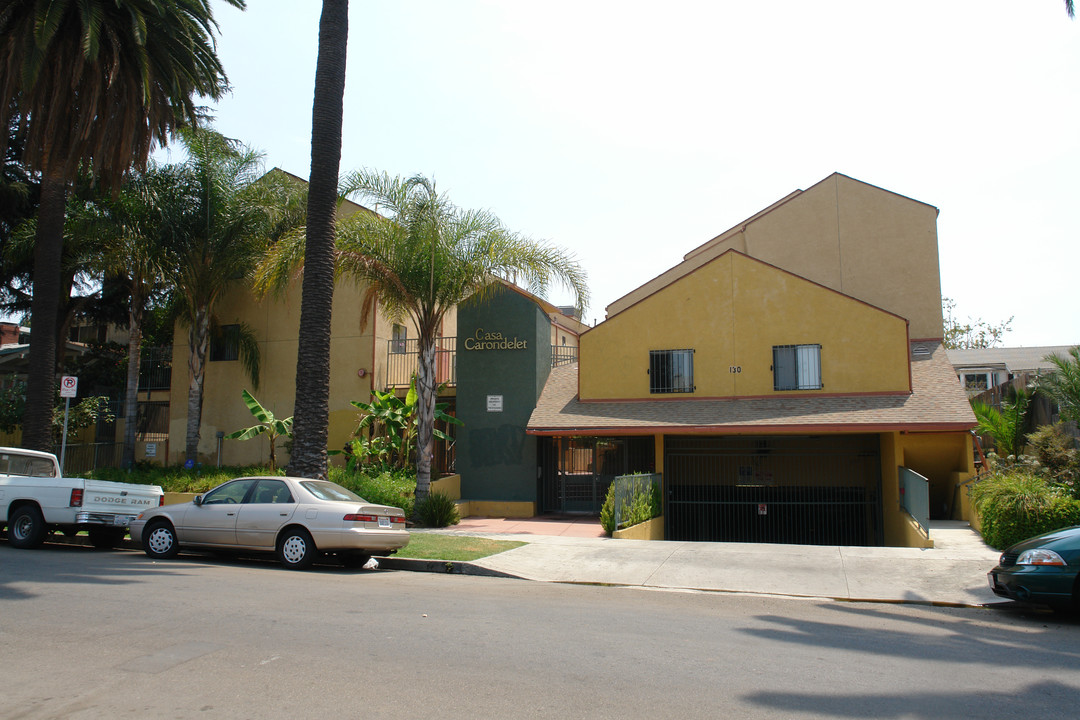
{"left": 580, "top": 251, "right": 909, "bottom": 400}
{"left": 168, "top": 277, "right": 460, "bottom": 467}
{"left": 609, "top": 174, "right": 944, "bottom": 340}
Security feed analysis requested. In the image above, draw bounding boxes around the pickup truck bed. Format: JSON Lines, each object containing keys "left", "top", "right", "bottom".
{"left": 0, "top": 447, "right": 163, "bottom": 549}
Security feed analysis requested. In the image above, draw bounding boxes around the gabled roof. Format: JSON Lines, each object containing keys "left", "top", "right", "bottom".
{"left": 604, "top": 172, "right": 938, "bottom": 319}
{"left": 527, "top": 341, "right": 974, "bottom": 435}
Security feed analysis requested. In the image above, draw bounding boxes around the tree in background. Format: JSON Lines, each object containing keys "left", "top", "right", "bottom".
{"left": 1039, "top": 347, "right": 1080, "bottom": 426}
{"left": 0, "top": 0, "right": 244, "bottom": 451}
{"left": 163, "top": 128, "right": 303, "bottom": 463}
{"left": 79, "top": 167, "right": 181, "bottom": 467}
{"left": 258, "top": 169, "right": 588, "bottom": 513}
{"left": 942, "top": 297, "right": 1012, "bottom": 349}
{"left": 288, "top": 0, "right": 350, "bottom": 480}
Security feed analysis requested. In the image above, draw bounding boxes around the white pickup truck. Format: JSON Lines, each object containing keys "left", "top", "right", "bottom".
{"left": 0, "top": 447, "right": 164, "bottom": 549}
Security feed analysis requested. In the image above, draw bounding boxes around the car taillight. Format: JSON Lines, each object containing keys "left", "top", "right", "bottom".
{"left": 69, "top": 488, "right": 83, "bottom": 507}
{"left": 344, "top": 514, "right": 378, "bottom": 522}
{"left": 390, "top": 516, "right": 405, "bottom": 524}
{"left": 159, "top": 495, "right": 165, "bottom": 506}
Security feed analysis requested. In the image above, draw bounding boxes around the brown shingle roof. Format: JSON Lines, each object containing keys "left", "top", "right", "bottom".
{"left": 528, "top": 341, "right": 975, "bottom": 435}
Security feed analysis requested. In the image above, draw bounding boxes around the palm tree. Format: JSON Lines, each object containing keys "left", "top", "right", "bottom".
{"left": 1039, "top": 347, "right": 1080, "bottom": 426}
{"left": 165, "top": 128, "right": 305, "bottom": 463}
{"left": 0, "top": 0, "right": 244, "bottom": 451}
{"left": 288, "top": 0, "right": 350, "bottom": 480}
{"left": 79, "top": 166, "right": 180, "bottom": 467}
{"left": 258, "top": 169, "right": 588, "bottom": 511}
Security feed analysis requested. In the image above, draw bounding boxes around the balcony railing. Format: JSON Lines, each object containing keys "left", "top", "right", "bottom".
{"left": 386, "top": 337, "right": 457, "bottom": 389}
{"left": 385, "top": 338, "right": 579, "bottom": 388}
{"left": 138, "top": 346, "right": 172, "bottom": 391}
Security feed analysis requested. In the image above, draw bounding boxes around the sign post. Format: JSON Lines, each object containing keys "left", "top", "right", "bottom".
{"left": 59, "top": 375, "right": 78, "bottom": 475}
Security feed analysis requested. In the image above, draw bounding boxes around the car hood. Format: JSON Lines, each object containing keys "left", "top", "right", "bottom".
{"left": 1006, "top": 525, "right": 1080, "bottom": 557}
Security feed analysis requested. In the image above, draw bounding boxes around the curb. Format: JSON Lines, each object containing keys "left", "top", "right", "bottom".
{"left": 375, "top": 556, "right": 523, "bottom": 579}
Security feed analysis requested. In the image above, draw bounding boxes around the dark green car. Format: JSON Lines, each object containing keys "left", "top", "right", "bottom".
{"left": 988, "top": 525, "right": 1080, "bottom": 611}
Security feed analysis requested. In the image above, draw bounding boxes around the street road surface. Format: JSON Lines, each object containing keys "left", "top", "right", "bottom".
{"left": 1, "top": 541, "right": 1077, "bottom": 719}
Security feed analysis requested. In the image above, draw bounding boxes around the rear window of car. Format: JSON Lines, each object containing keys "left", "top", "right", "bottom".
{"left": 301, "top": 480, "right": 365, "bottom": 503}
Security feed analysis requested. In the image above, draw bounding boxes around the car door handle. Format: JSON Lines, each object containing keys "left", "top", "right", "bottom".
{"left": 227, "top": 512, "right": 235, "bottom": 516}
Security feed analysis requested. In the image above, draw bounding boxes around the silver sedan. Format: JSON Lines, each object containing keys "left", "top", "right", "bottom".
{"left": 129, "top": 476, "right": 409, "bottom": 570}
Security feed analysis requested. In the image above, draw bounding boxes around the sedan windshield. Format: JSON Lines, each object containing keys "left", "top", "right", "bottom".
{"left": 301, "top": 480, "right": 365, "bottom": 503}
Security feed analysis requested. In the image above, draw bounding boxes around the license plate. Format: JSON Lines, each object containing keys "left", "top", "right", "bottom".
{"left": 378, "top": 516, "right": 391, "bottom": 528}
{"left": 987, "top": 573, "right": 997, "bottom": 590}
{"left": 113, "top": 515, "right": 132, "bottom": 526}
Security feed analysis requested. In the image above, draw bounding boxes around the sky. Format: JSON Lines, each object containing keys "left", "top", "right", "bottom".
{"left": 174, "top": 0, "right": 1079, "bottom": 346}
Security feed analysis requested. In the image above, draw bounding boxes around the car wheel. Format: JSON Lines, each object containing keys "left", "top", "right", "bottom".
{"left": 277, "top": 527, "right": 317, "bottom": 570}
{"left": 8, "top": 505, "right": 47, "bottom": 549}
{"left": 339, "top": 553, "right": 371, "bottom": 569}
{"left": 88, "top": 527, "right": 126, "bottom": 550}
{"left": 143, "top": 520, "right": 180, "bottom": 559}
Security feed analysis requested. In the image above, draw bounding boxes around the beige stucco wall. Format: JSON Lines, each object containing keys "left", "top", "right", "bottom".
{"left": 580, "top": 251, "right": 910, "bottom": 400}
{"left": 607, "top": 174, "right": 944, "bottom": 340}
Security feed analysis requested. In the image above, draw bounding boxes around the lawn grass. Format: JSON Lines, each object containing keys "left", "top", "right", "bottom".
{"left": 393, "top": 533, "right": 525, "bottom": 561}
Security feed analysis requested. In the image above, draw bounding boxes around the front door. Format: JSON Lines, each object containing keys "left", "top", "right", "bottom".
{"left": 182, "top": 479, "right": 255, "bottom": 546}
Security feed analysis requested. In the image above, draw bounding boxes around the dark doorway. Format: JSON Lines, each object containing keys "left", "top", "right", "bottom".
{"left": 539, "top": 436, "right": 655, "bottom": 514}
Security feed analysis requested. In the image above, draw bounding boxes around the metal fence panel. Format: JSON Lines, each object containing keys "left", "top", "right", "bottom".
{"left": 899, "top": 466, "right": 930, "bottom": 535}
{"left": 664, "top": 435, "right": 882, "bottom": 546}
{"left": 612, "top": 473, "right": 660, "bottom": 529}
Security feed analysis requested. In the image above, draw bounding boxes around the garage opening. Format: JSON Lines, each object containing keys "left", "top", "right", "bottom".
{"left": 664, "top": 435, "right": 883, "bottom": 546}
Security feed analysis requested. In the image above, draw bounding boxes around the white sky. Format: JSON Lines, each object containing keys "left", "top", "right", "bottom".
{"left": 186, "top": 0, "right": 1079, "bottom": 346}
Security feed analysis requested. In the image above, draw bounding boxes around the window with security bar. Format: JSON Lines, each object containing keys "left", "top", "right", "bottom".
{"left": 649, "top": 349, "right": 694, "bottom": 393}
{"left": 773, "top": 344, "right": 822, "bottom": 390}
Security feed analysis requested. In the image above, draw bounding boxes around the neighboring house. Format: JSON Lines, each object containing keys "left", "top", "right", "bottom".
{"left": 947, "top": 345, "right": 1077, "bottom": 397}
{"left": 948, "top": 344, "right": 1079, "bottom": 436}
{"left": 506, "top": 173, "right": 976, "bottom": 548}
{"left": 0, "top": 322, "right": 172, "bottom": 468}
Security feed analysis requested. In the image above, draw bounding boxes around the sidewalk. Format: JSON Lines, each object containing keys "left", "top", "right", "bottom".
{"left": 404, "top": 518, "right": 1003, "bottom": 607}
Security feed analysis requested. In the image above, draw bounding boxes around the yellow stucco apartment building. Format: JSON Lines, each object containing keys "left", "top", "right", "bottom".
{"left": 527, "top": 173, "right": 977, "bottom": 547}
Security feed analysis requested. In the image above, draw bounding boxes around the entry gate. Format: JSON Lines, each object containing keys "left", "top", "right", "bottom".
{"left": 664, "top": 435, "right": 883, "bottom": 546}
{"left": 539, "top": 437, "right": 655, "bottom": 514}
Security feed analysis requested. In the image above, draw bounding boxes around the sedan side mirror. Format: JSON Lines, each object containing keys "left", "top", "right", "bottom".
{"left": 193, "top": 495, "right": 203, "bottom": 506}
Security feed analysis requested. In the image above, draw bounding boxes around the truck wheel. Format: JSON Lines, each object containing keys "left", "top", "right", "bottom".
{"left": 9, "top": 505, "right": 47, "bottom": 549}
{"left": 277, "top": 528, "right": 316, "bottom": 570}
{"left": 88, "top": 527, "right": 126, "bottom": 550}
{"left": 143, "top": 520, "right": 179, "bottom": 559}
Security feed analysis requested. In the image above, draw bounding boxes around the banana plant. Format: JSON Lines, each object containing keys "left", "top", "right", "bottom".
{"left": 350, "top": 377, "right": 461, "bottom": 471}
{"left": 224, "top": 390, "right": 293, "bottom": 472}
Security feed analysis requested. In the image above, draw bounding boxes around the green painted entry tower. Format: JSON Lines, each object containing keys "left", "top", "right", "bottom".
{"left": 455, "top": 285, "right": 552, "bottom": 512}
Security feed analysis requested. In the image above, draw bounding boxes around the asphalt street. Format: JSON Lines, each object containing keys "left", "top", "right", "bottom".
{"left": 2, "top": 541, "right": 1078, "bottom": 719}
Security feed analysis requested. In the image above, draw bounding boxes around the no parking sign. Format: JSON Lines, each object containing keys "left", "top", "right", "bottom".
{"left": 60, "top": 375, "right": 78, "bottom": 398}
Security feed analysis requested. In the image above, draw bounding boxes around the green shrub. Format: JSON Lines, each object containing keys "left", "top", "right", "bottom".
{"left": 600, "top": 477, "right": 661, "bottom": 537}
{"left": 415, "top": 491, "right": 460, "bottom": 528}
{"left": 968, "top": 469, "right": 1080, "bottom": 549}
{"left": 1025, "top": 423, "right": 1079, "bottom": 495}
{"left": 329, "top": 466, "right": 415, "bottom": 517}
{"left": 87, "top": 464, "right": 275, "bottom": 493}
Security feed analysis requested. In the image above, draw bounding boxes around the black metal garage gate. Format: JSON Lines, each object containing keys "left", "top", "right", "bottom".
{"left": 664, "top": 435, "right": 883, "bottom": 546}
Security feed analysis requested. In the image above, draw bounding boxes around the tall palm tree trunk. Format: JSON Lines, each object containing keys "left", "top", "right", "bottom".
{"left": 121, "top": 300, "right": 144, "bottom": 467}
{"left": 23, "top": 168, "right": 68, "bottom": 452}
{"left": 288, "top": 0, "right": 348, "bottom": 479}
{"left": 185, "top": 308, "right": 210, "bottom": 462}
{"left": 414, "top": 333, "right": 438, "bottom": 511}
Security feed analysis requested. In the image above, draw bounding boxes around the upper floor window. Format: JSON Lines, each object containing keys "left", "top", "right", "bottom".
{"left": 961, "top": 372, "right": 992, "bottom": 391}
{"left": 391, "top": 323, "right": 408, "bottom": 354}
{"left": 773, "top": 344, "right": 822, "bottom": 391}
{"left": 210, "top": 324, "right": 240, "bottom": 362}
{"left": 650, "top": 349, "right": 694, "bottom": 394}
